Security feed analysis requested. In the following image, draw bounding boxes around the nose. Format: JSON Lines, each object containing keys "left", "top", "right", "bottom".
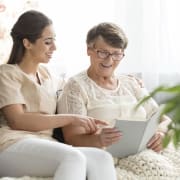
{"left": 51, "top": 42, "right": 56, "bottom": 51}
{"left": 105, "top": 54, "right": 114, "bottom": 62}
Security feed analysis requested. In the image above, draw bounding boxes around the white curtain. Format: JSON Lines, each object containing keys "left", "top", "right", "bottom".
{"left": 1, "top": 0, "right": 180, "bottom": 90}
{"left": 113, "top": 0, "right": 180, "bottom": 90}
{"left": 40, "top": 0, "right": 180, "bottom": 90}
{"left": 37, "top": 0, "right": 117, "bottom": 79}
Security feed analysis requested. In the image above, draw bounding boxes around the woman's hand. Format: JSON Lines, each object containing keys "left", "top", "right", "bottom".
{"left": 71, "top": 115, "right": 108, "bottom": 134}
{"left": 96, "top": 127, "right": 122, "bottom": 147}
{"left": 147, "top": 131, "right": 165, "bottom": 152}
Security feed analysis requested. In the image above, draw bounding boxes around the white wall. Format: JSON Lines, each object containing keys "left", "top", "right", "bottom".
{"left": 1, "top": 0, "right": 180, "bottom": 81}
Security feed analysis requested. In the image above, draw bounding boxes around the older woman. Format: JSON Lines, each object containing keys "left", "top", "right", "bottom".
{"left": 57, "top": 22, "right": 180, "bottom": 179}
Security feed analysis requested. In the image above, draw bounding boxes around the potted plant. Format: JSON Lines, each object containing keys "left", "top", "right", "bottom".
{"left": 136, "top": 85, "right": 180, "bottom": 148}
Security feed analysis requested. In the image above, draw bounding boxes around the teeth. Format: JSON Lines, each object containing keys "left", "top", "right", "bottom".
{"left": 102, "top": 64, "right": 112, "bottom": 68}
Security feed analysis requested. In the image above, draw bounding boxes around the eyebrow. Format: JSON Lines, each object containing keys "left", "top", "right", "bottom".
{"left": 98, "top": 48, "right": 123, "bottom": 54}
{"left": 43, "top": 37, "right": 56, "bottom": 41}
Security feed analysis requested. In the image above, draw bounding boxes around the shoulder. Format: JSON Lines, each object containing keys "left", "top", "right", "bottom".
{"left": 118, "top": 74, "right": 143, "bottom": 88}
{"left": 0, "top": 64, "right": 23, "bottom": 82}
{"left": 69, "top": 70, "right": 87, "bottom": 82}
{"left": 0, "top": 64, "right": 25, "bottom": 107}
{"left": 63, "top": 70, "right": 90, "bottom": 93}
{"left": 66, "top": 70, "right": 88, "bottom": 86}
{"left": 0, "top": 64, "right": 17, "bottom": 74}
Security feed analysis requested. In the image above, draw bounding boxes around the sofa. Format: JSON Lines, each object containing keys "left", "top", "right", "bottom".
{"left": 1, "top": 72, "right": 180, "bottom": 180}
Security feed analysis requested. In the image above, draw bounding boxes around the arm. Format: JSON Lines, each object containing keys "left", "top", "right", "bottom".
{"left": 57, "top": 78, "right": 121, "bottom": 147}
{"left": 0, "top": 67, "right": 98, "bottom": 133}
{"left": 61, "top": 125, "right": 121, "bottom": 148}
{"left": 147, "top": 115, "right": 171, "bottom": 152}
{"left": 2, "top": 104, "right": 99, "bottom": 133}
{"left": 127, "top": 76, "right": 172, "bottom": 151}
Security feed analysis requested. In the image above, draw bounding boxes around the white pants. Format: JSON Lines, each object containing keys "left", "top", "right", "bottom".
{"left": 0, "top": 138, "right": 117, "bottom": 180}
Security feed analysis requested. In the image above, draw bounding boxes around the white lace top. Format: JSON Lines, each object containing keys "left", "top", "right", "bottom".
{"left": 57, "top": 71, "right": 159, "bottom": 125}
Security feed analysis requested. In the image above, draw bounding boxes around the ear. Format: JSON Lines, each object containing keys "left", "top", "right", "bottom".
{"left": 22, "top": 38, "right": 32, "bottom": 49}
{"left": 87, "top": 47, "right": 92, "bottom": 56}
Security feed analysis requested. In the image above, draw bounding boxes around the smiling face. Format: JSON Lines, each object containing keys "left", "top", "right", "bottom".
{"left": 87, "top": 37, "right": 124, "bottom": 78}
{"left": 23, "top": 25, "right": 56, "bottom": 64}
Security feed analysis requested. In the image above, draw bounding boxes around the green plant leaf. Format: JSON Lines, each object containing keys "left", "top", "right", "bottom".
{"left": 163, "top": 133, "right": 171, "bottom": 148}
{"left": 136, "top": 84, "right": 180, "bottom": 148}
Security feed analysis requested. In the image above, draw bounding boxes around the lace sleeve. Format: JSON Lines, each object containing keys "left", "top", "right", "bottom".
{"left": 57, "top": 78, "right": 88, "bottom": 115}
{"left": 125, "top": 76, "right": 159, "bottom": 119}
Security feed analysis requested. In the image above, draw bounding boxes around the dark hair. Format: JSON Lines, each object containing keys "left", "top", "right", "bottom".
{"left": 7, "top": 10, "right": 52, "bottom": 64}
{"left": 86, "top": 22, "right": 128, "bottom": 49}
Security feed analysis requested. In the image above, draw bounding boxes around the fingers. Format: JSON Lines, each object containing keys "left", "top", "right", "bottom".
{"left": 77, "top": 116, "right": 99, "bottom": 133}
{"left": 103, "top": 132, "right": 122, "bottom": 145}
{"left": 86, "top": 117, "right": 98, "bottom": 133}
{"left": 102, "top": 127, "right": 121, "bottom": 134}
{"left": 81, "top": 117, "right": 109, "bottom": 133}
{"left": 147, "top": 132, "right": 164, "bottom": 152}
{"left": 94, "top": 119, "right": 108, "bottom": 126}
{"left": 102, "top": 136, "right": 121, "bottom": 146}
{"left": 99, "top": 127, "right": 122, "bottom": 147}
{"left": 71, "top": 115, "right": 95, "bottom": 133}
{"left": 73, "top": 115, "right": 114, "bottom": 134}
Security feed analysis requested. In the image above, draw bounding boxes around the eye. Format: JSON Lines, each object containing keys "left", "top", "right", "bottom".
{"left": 44, "top": 38, "right": 56, "bottom": 45}
{"left": 44, "top": 40, "right": 53, "bottom": 45}
{"left": 112, "top": 53, "right": 125, "bottom": 61}
{"left": 98, "top": 51, "right": 109, "bottom": 58}
{"left": 114, "top": 53, "right": 123, "bottom": 58}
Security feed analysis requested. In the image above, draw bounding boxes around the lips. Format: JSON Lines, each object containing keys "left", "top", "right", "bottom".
{"left": 46, "top": 53, "right": 53, "bottom": 58}
{"left": 101, "top": 63, "right": 112, "bottom": 68}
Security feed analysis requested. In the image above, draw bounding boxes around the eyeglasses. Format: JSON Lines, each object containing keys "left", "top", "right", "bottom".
{"left": 93, "top": 48, "right": 125, "bottom": 61}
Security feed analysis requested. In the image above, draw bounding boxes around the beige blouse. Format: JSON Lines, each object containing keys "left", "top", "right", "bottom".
{"left": 0, "top": 64, "right": 59, "bottom": 151}
{"left": 57, "top": 71, "right": 159, "bottom": 126}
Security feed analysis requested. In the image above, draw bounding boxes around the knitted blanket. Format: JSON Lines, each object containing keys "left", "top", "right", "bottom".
{"left": 1, "top": 145, "right": 180, "bottom": 180}
{"left": 115, "top": 144, "right": 180, "bottom": 180}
